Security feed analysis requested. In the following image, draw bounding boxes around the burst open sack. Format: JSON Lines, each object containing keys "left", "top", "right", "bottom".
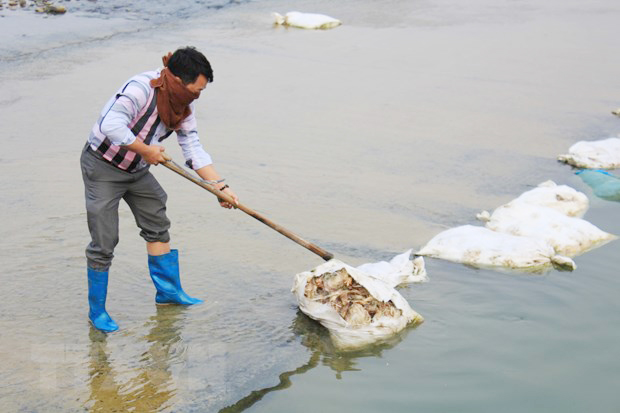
{"left": 292, "top": 258, "right": 424, "bottom": 350}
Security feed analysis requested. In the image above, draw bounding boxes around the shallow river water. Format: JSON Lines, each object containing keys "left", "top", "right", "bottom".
{"left": 1, "top": 0, "right": 619, "bottom": 412}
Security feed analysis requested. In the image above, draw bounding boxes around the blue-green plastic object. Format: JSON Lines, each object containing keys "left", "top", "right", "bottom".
{"left": 148, "top": 249, "right": 203, "bottom": 305}
{"left": 87, "top": 268, "right": 119, "bottom": 333}
{"left": 576, "top": 169, "right": 620, "bottom": 202}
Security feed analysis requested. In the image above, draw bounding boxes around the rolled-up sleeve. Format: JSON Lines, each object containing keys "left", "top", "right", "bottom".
{"left": 176, "top": 107, "right": 213, "bottom": 170}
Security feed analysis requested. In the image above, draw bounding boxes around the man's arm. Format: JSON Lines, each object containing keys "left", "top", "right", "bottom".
{"left": 195, "top": 165, "right": 239, "bottom": 208}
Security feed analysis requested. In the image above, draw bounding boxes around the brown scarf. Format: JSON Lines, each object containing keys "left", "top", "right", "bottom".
{"left": 150, "top": 53, "right": 200, "bottom": 130}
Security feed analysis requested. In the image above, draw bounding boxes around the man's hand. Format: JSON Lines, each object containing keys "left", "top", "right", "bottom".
{"left": 124, "top": 140, "right": 166, "bottom": 165}
{"left": 195, "top": 165, "right": 239, "bottom": 209}
{"left": 141, "top": 145, "right": 166, "bottom": 165}
{"left": 218, "top": 186, "right": 239, "bottom": 209}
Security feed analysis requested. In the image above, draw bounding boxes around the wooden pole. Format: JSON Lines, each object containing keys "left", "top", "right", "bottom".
{"left": 160, "top": 155, "right": 334, "bottom": 261}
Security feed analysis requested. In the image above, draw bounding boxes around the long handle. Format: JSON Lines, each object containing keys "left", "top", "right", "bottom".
{"left": 160, "top": 155, "right": 334, "bottom": 261}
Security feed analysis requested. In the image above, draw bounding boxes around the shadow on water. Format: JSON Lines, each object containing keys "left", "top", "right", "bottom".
{"left": 85, "top": 305, "right": 187, "bottom": 412}
{"left": 218, "top": 310, "right": 412, "bottom": 413}
{"left": 576, "top": 169, "right": 620, "bottom": 202}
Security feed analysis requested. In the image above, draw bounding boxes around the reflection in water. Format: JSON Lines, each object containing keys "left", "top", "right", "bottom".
{"left": 85, "top": 306, "right": 187, "bottom": 412}
{"left": 576, "top": 169, "right": 620, "bottom": 202}
{"left": 219, "top": 310, "right": 411, "bottom": 413}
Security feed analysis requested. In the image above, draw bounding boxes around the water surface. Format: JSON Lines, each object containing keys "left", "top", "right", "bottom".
{"left": 1, "top": 0, "right": 619, "bottom": 412}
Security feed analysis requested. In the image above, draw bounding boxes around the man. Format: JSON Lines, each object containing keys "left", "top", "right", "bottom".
{"left": 80, "top": 46, "right": 238, "bottom": 333}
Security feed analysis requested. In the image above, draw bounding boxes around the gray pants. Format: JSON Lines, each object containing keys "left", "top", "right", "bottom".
{"left": 80, "top": 145, "right": 171, "bottom": 271}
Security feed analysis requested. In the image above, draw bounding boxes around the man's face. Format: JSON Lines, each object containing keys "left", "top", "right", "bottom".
{"left": 186, "top": 74, "right": 208, "bottom": 97}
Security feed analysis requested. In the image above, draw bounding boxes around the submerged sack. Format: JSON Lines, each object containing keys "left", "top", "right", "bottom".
{"left": 292, "top": 259, "right": 423, "bottom": 350}
{"left": 576, "top": 169, "right": 620, "bottom": 202}
{"left": 484, "top": 202, "right": 616, "bottom": 257}
{"left": 416, "top": 225, "right": 575, "bottom": 272}
{"left": 273, "top": 11, "right": 342, "bottom": 29}
{"left": 558, "top": 137, "right": 620, "bottom": 169}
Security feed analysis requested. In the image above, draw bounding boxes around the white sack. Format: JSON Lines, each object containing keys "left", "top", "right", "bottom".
{"left": 477, "top": 181, "right": 589, "bottom": 222}
{"left": 557, "top": 137, "right": 620, "bottom": 169}
{"left": 356, "top": 249, "right": 428, "bottom": 288}
{"left": 484, "top": 202, "right": 617, "bottom": 257}
{"left": 416, "top": 225, "right": 576, "bottom": 271}
{"left": 292, "top": 259, "right": 423, "bottom": 350}
{"left": 273, "top": 11, "right": 342, "bottom": 29}
{"left": 509, "top": 180, "right": 589, "bottom": 217}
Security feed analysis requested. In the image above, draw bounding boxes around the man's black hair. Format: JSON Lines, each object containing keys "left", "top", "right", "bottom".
{"left": 167, "top": 46, "right": 214, "bottom": 84}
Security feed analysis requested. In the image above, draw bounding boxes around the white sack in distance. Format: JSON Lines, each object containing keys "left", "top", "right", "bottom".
{"left": 557, "top": 137, "right": 620, "bottom": 169}
{"left": 507, "top": 180, "right": 589, "bottom": 217}
{"left": 292, "top": 252, "right": 425, "bottom": 350}
{"left": 416, "top": 225, "right": 576, "bottom": 272}
{"left": 273, "top": 11, "right": 342, "bottom": 29}
{"left": 481, "top": 202, "right": 616, "bottom": 257}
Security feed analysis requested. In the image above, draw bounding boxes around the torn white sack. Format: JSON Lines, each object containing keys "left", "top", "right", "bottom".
{"left": 484, "top": 202, "right": 617, "bottom": 257}
{"left": 272, "top": 11, "right": 342, "bottom": 29}
{"left": 356, "top": 249, "right": 428, "bottom": 288}
{"left": 557, "top": 137, "right": 620, "bottom": 169}
{"left": 292, "top": 259, "right": 423, "bottom": 350}
{"left": 416, "top": 225, "right": 575, "bottom": 272}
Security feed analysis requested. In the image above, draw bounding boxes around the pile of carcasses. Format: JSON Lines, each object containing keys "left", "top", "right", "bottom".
{"left": 292, "top": 252, "right": 426, "bottom": 350}
{"left": 304, "top": 269, "right": 401, "bottom": 326}
{"left": 417, "top": 180, "right": 616, "bottom": 272}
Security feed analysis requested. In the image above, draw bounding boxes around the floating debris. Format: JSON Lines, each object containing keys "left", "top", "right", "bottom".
{"left": 576, "top": 169, "right": 620, "bottom": 202}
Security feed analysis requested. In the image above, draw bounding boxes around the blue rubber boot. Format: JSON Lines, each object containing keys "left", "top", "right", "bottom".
{"left": 87, "top": 268, "right": 119, "bottom": 333}
{"left": 148, "top": 249, "right": 203, "bottom": 305}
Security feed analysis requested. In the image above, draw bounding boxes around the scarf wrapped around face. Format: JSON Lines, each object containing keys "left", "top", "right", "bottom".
{"left": 149, "top": 53, "right": 200, "bottom": 130}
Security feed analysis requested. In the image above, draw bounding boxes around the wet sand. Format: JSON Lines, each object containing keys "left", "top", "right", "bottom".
{"left": 1, "top": 0, "right": 620, "bottom": 411}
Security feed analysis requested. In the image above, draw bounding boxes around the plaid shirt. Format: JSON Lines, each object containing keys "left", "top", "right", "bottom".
{"left": 87, "top": 70, "right": 212, "bottom": 172}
